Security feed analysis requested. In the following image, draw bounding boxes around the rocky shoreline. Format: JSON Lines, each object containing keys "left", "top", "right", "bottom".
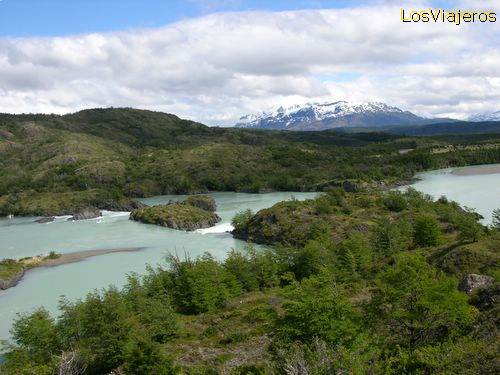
{"left": 0, "top": 268, "right": 25, "bottom": 290}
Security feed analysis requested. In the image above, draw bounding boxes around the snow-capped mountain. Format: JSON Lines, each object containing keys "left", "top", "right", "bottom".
{"left": 235, "top": 101, "right": 446, "bottom": 130}
{"left": 469, "top": 111, "right": 500, "bottom": 122}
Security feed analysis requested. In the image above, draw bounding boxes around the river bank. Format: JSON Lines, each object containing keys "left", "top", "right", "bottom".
{"left": 451, "top": 163, "right": 500, "bottom": 176}
{"left": 0, "top": 247, "right": 145, "bottom": 290}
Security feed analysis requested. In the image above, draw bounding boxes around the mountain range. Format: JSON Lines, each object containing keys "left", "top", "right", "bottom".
{"left": 235, "top": 101, "right": 499, "bottom": 131}
{"left": 469, "top": 111, "right": 500, "bottom": 122}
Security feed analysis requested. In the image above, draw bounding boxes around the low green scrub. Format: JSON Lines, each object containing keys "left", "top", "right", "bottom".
{"left": 130, "top": 203, "right": 220, "bottom": 230}
{"left": 0, "top": 259, "right": 24, "bottom": 281}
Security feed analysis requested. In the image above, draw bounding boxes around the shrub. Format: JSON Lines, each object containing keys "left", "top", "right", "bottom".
{"left": 224, "top": 249, "right": 260, "bottom": 292}
{"left": 122, "top": 335, "right": 175, "bottom": 375}
{"left": 491, "top": 208, "right": 500, "bottom": 229}
{"left": 413, "top": 215, "right": 442, "bottom": 247}
{"left": 10, "top": 308, "right": 61, "bottom": 364}
{"left": 371, "top": 219, "right": 412, "bottom": 254}
{"left": 383, "top": 192, "right": 408, "bottom": 212}
{"left": 457, "top": 215, "right": 484, "bottom": 243}
{"left": 275, "top": 270, "right": 360, "bottom": 346}
{"left": 231, "top": 209, "right": 253, "bottom": 232}
{"left": 168, "top": 253, "right": 241, "bottom": 314}
{"left": 371, "top": 253, "right": 477, "bottom": 349}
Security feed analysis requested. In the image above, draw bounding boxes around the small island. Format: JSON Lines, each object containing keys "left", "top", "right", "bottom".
{"left": 130, "top": 195, "right": 221, "bottom": 230}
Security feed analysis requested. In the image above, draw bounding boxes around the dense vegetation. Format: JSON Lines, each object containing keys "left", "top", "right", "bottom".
{"left": 2, "top": 189, "right": 498, "bottom": 374}
{"left": 1, "top": 108, "right": 499, "bottom": 216}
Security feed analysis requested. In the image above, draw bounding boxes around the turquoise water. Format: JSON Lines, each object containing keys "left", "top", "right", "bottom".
{"left": 407, "top": 164, "right": 500, "bottom": 225}
{"left": 0, "top": 164, "right": 499, "bottom": 344}
{"left": 0, "top": 192, "right": 317, "bottom": 342}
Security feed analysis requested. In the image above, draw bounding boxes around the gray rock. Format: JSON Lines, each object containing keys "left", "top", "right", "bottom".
{"left": 35, "top": 217, "right": 55, "bottom": 224}
{"left": 68, "top": 208, "right": 102, "bottom": 221}
{"left": 342, "top": 180, "right": 358, "bottom": 193}
{"left": 459, "top": 274, "right": 495, "bottom": 294}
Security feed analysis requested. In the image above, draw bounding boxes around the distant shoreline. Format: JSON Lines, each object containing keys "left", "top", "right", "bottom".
{"left": 451, "top": 164, "right": 500, "bottom": 176}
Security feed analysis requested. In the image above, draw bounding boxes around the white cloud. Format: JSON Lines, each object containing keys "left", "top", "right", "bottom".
{"left": 0, "top": 5, "right": 498, "bottom": 124}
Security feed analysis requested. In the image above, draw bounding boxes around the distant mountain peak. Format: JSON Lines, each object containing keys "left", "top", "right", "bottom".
{"left": 235, "top": 101, "right": 434, "bottom": 131}
{"left": 469, "top": 110, "right": 500, "bottom": 122}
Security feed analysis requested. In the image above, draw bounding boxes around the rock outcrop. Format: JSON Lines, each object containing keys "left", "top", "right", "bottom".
{"left": 458, "top": 274, "right": 495, "bottom": 294}
{"left": 68, "top": 208, "right": 102, "bottom": 221}
{"left": 0, "top": 267, "right": 25, "bottom": 290}
{"left": 35, "top": 217, "right": 55, "bottom": 223}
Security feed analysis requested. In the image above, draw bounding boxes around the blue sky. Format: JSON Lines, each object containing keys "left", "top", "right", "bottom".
{"left": 0, "top": 0, "right": 459, "bottom": 37}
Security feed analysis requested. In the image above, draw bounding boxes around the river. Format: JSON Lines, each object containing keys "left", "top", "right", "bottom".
{"left": 408, "top": 163, "right": 500, "bottom": 225}
{"left": 0, "top": 192, "right": 317, "bottom": 343}
{"left": 0, "top": 163, "right": 499, "bottom": 343}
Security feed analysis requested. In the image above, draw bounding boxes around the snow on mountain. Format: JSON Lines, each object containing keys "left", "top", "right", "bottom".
{"left": 469, "top": 111, "right": 500, "bottom": 122}
{"left": 235, "top": 101, "right": 439, "bottom": 130}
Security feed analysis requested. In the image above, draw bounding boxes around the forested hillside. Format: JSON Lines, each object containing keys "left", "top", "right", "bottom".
{"left": 1, "top": 108, "right": 499, "bottom": 216}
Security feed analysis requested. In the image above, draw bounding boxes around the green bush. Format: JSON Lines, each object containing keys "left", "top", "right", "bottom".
{"left": 122, "top": 334, "right": 175, "bottom": 375}
{"left": 168, "top": 253, "right": 241, "bottom": 314}
{"left": 371, "top": 253, "right": 477, "bottom": 349}
{"left": 413, "top": 215, "right": 442, "bottom": 247}
{"left": 231, "top": 209, "right": 253, "bottom": 232}
{"left": 275, "top": 270, "right": 360, "bottom": 346}
{"left": 383, "top": 192, "right": 408, "bottom": 212}
{"left": 371, "top": 219, "right": 412, "bottom": 254}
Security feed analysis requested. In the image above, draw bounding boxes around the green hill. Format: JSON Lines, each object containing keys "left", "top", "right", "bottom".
{"left": 1, "top": 108, "right": 499, "bottom": 216}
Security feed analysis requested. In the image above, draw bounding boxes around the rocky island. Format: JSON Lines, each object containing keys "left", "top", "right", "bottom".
{"left": 130, "top": 195, "right": 221, "bottom": 230}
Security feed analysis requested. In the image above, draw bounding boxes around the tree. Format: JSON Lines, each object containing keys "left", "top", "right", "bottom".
{"left": 275, "top": 270, "right": 360, "bottom": 346}
{"left": 337, "top": 233, "right": 372, "bottom": 280}
{"left": 457, "top": 215, "right": 483, "bottom": 243}
{"left": 371, "top": 254, "right": 477, "bottom": 350}
{"left": 10, "top": 308, "right": 60, "bottom": 364}
{"left": 492, "top": 208, "right": 500, "bottom": 229}
{"left": 224, "top": 249, "right": 260, "bottom": 292}
{"left": 122, "top": 335, "right": 175, "bottom": 375}
{"left": 372, "top": 219, "right": 412, "bottom": 254}
{"left": 168, "top": 253, "right": 241, "bottom": 314}
{"left": 413, "top": 215, "right": 442, "bottom": 247}
{"left": 56, "top": 288, "right": 132, "bottom": 374}
{"left": 383, "top": 192, "right": 408, "bottom": 212}
{"left": 231, "top": 209, "right": 253, "bottom": 232}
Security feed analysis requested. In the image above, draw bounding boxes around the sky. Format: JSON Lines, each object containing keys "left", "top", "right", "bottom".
{"left": 0, "top": 0, "right": 499, "bottom": 125}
